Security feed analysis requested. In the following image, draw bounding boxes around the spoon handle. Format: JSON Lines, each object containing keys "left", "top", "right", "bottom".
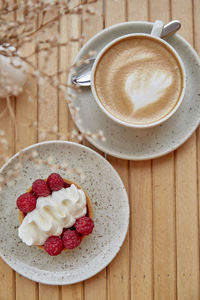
{"left": 161, "top": 20, "right": 181, "bottom": 38}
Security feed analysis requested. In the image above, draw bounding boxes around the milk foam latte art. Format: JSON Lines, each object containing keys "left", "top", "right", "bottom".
{"left": 92, "top": 34, "right": 186, "bottom": 128}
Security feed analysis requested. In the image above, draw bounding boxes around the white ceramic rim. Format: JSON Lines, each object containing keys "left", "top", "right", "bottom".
{"left": 68, "top": 21, "right": 200, "bottom": 160}
{"left": 91, "top": 32, "right": 186, "bottom": 129}
{"left": 0, "top": 140, "right": 130, "bottom": 285}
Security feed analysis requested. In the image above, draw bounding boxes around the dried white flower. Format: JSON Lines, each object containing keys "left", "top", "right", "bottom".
{"left": 0, "top": 138, "right": 8, "bottom": 145}
{"left": 7, "top": 180, "right": 15, "bottom": 187}
{"left": 77, "top": 135, "right": 83, "bottom": 141}
{"left": 47, "top": 156, "right": 53, "bottom": 164}
{"left": 51, "top": 125, "right": 58, "bottom": 133}
{"left": 32, "top": 121, "right": 38, "bottom": 127}
{"left": 28, "top": 96, "right": 33, "bottom": 102}
{"left": 39, "top": 131, "right": 46, "bottom": 139}
{"left": 14, "top": 162, "right": 22, "bottom": 170}
{"left": 31, "top": 150, "right": 38, "bottom": 158}
{"left": 0, "top": 176, "right": 4, "bottom": 183}
{"left": 0, "top": 0, "right": 104, "bottom": 187}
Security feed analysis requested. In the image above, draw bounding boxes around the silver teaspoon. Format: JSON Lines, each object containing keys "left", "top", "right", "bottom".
{"left": 71, "top": 20, "right": 181, "bottom": 87}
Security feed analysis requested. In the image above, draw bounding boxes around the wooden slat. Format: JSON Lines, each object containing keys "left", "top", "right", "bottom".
{"left": 0, "top": 259, "right": 15, "bottom": 300}
{"left": 194, "top": 0, "right": 200, "bottom": 54}
{"left": 81, "top": 0, "right": 105, "bottom": 154}
{"left": 171, "top": 0, "right": 193, "bottom": 39}
{"left": 14, "top": 2, "right": 39, "bottom": 299}
{"left": 194, "top": 3, "right": 200, "bottom": 297}
{"left": 83, "top": 270, "right": 106, "bottom": 300}
{"left": 59, "top": 5, "right": 81, "bottom": 143}
{"left": 127, "top": 0, "right": 148, "bottom": 21}
{"left": 127, "top": 1, "right": 153, "bottom": 300}
{"left": 0, "top": 99, "right": 15, "bottom": 299}
{"left": 0, "top": 1, "right": 16, "bottom": 299}
{"left": 171, "top": 1, "right": 199, "bottom": 299}
{"left": 37, "top": 8, "right": 59, "bottom": 300}
{"left": 175, "top": 135, "right": 199, "bottom": 300}
{"left": 104, "top": 2, "right": 130, "bottom": 300}
{"left": 39, "top": 286, "right": 60, "bottom": 300}
{"left": 152, "top": 154, "right": 176, "bottom": 300}
{"left": 106, "top": 158, "right": 130, "bottom": 300}
{"left": 37, "top": 11, "right": 58, "bottom": 143}
{"left": 62, "top": 283, "right": 83, "bottom": 300}
{"left": 149, "top": 0, "right": 170, "bottom": 22}
{"left": 59, "top": 3, "right": 83, "bottom": 299}
{"left": 81, "top": 0, "right": 104, "bottom": 42}
{"left": 16, "top": 275, "right": 38, "bottom": 300}
{"left": 129, "top": 161, "right": 153, "bottom": 300}
{"left": 105, "top": 0, "right": 126, "bottom": 26}
{"left": 149, "top": 2, "right": 177, "bottom": 300}
{"left": 80, "top": 1, "right": 107, "bottom": 299}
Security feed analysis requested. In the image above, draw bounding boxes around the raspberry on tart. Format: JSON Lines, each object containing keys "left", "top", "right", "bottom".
{"left": 44, "top": 236, "right": 63, "bottom": 256}
{"left": 47, "top": 173, "right": 64, "bottom": 191}
{"left": 75, "top": 216, "right": 94, "bottom": 235}
{"left": 17, "top": 193, "right": 37, "bottom": 213}
{"left": 32, "top": 179, "right": 51, "bottom": 197}
{"left": 62, "top": 229, "right": 81, "bottom": 249}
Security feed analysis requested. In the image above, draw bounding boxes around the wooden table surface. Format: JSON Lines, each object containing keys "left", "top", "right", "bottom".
{"left": 0, "top": 0, "right": 200, "bottom": 299}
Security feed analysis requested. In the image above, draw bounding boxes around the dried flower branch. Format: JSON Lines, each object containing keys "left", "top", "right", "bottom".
{"left": 0, "top": 149, "right": 85, "bottom": 191}
{"left": 0, "top": 0, "right": 105, "bottom": 187}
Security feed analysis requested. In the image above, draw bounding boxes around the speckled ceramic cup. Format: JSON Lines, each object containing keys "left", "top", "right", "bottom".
{"left": 91, "top": 20, "right": 186, "bottom": 129}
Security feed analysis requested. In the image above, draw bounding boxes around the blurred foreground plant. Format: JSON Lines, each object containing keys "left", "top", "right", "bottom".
{"left": 0, "top": 0, "right": 105, "bottom": 187}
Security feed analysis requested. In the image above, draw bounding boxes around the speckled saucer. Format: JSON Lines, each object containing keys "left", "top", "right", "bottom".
{"left": 0, "top": 141, "right": 129, "bottom": 285}
{"left": 68, "top": 21, "right": 200, "bottom": 160}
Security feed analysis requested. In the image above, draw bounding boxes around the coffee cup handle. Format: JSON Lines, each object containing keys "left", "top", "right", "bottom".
{"left": 151, "top": 20, "right": 164, "bottom": 37}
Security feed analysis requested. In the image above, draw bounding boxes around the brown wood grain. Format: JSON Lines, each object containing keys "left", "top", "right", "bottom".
{"left": 37, "top": 10, "right": 58, "bottom": 143}
{"left": 59, "top": 8, "right": 81, "bottom": 144}
{"left": 0, "top": 1, "right": 16, "bottom": 300}
{"left": 127, "top": 1, "right": 153, "bottom": 300}
{"left": 194, "top": 2, "right": 200, "bottom": 298}
{"left": 104, "top": 2, "right": 130, "bottom": 300}
{"left": 171, "top": 1, "right": 200, "bottom": 299}
{"left": 81, "top": 0, "right": 105, "bottom": 157}
{"left": 0, "top": 1, "right": 200, "bottom": 299}
{"left": 59, "top": 2, "right": 83, "bottom": 298}
{"left": 62, "top": 283, "right": 83, "bottom": 300}
{"left": 149, "top": 2, "right": 177, "bottom": 300}
{"left": 39, "top": 285, "right": 60, "bottom": 300}
{"left": 129, "top": 161, "right": 153, "bottom": 300}
{"left": 14, "top": 2, "right": 39, "bottom": 299}
{"left": 81, "top": 1, "right": 108, "bottom": 299}
{"left": 37, "top": 7, "right": 60, "bottom": 300}
{"left": 127, "top": 0, "right": 148, "bottom": 21}
{"left": 152, "top": 154, "right": 176, "bottom": 300}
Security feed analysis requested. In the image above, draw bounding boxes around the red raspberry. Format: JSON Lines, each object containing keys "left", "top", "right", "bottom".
{"left": 32, "top": 179, "right": 51, "bottom": 197}
{"left": 62, "top": 229, "right": 81, "bottom": 249}
{"left": 17, "top": 192, "right": 37, "bottom": 213}
{"left": 75, "top": 216, "right": 94, "bottom": 235}
{"left": 44, "top": 236, "right": 63, "bottom": 256}
{"left": 47, "top": 173, "right": 64, "bottom": 191}
{"left": 64, "top": 182, "right": 71, "bottom": 189}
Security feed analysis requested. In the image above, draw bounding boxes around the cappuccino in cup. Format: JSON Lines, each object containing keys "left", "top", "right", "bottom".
{"left": 91, "top": 22, "right": 186, "bottom": 129}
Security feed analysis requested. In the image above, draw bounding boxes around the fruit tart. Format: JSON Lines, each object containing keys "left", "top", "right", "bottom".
{"left": 17, "top": 173, "right": 94, "bottom": 256}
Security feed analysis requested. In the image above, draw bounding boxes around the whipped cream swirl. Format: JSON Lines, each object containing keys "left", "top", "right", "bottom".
{"left": 18, "top": 184, "right": 87, "bottom": 246}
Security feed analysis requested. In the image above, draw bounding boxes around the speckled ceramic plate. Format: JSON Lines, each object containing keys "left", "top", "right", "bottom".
{"left": 0, "top": 141, "right": 129, "bottom": 285}
{"left": 68, "top": 21, "right": 200, "bottom": 160}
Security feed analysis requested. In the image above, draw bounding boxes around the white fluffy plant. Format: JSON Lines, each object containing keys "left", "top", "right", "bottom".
{"left": 0, "top": 0, "right": 105, "bottom": 188}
